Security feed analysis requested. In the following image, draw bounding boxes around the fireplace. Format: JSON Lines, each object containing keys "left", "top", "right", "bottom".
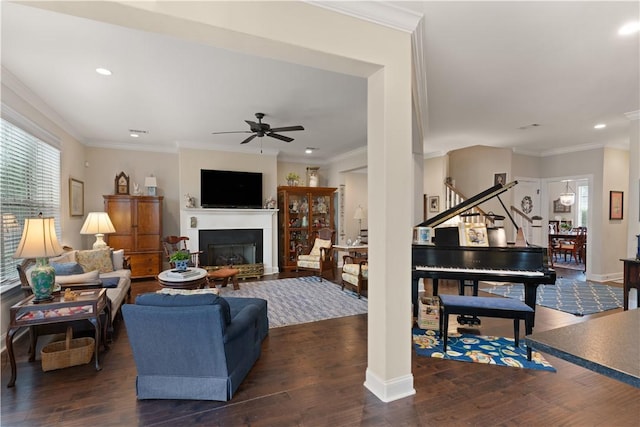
{"left": 199, "top": 229, "right": 263, "bottom": 267}
{"left": 180, "top": 208, "right": 278, "bottom": 275}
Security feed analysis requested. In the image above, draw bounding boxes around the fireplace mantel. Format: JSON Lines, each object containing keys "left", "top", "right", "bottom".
{"left": 180, "top": 208, "right": 279, "bottom": 275}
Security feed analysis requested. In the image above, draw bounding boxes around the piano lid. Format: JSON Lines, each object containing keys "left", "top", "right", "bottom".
{"left": 417, "top": 180, "right": 518, "bottom": 228}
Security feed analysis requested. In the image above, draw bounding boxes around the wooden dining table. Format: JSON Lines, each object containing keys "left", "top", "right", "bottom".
{"left": 548, "top": 232, "right": 587, "bottom": 265}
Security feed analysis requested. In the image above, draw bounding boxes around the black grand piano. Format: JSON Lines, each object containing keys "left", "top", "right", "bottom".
{"left": 412, "top": 181, "right": 556, "bottom": 322}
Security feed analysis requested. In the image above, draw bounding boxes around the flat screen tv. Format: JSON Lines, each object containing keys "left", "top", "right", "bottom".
{"left": 200, "top": 169, "right": 263, "bottom": 209}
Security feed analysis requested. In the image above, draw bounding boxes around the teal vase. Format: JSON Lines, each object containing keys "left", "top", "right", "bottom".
{"left": 31, "top": 257, "right": 56, "bottom": 302}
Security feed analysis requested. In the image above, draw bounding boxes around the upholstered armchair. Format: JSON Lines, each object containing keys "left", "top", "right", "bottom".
{"left": 296, "top": 228, "right": 335, "bottom": 281}
{"left": 122, "top": 292, "right": 268, "bottom": 401}
{"left": 341, "top": 255, "right": 368, "bottom": 298}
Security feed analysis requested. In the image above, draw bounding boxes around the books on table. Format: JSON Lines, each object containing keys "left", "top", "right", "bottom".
{"left": 166, "top": 269, "right": 200, "bottom": 279}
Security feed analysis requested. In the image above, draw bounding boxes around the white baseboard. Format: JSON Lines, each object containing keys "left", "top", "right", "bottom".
{"left": 364, "top": 368, "right": 415, "bottom": 402}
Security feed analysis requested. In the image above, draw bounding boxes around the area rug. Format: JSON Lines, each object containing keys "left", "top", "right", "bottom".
{"left": 217, "top": 277, "right": 367, "bottom": 328}
{"left": 412, "top": 328, "right": 556, "bottom": 372}
{"left": 480, "top": 278, "right": 623, "bottom": 316}
{"left": 552, "top": 258, "right": 585, "bottom": 271}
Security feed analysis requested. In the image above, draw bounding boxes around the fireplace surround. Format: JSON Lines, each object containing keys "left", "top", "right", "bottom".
{"left": 180, "top": 208, "right": 278, "bottom": 275}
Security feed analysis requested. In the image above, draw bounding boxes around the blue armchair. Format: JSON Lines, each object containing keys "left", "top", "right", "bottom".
{"left": 122, "top": 292, "right": 268, "bottom": 401}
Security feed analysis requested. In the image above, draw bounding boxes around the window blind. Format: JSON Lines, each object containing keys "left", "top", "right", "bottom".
{"left": 0, "top": 118, "right": 61, "bottom": 290}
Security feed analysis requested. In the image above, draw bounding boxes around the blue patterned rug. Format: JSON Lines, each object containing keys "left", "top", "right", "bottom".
{"left": 412, "top": 328, "right": 556, "bottom": 372}
{"left": 218, "top": 277, "right": 367, "bottom": 328}
{"left": 480, "top": 278, "right": 623, "bottom": 316}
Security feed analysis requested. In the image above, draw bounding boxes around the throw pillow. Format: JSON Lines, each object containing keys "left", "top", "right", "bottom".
{"left": 49, "top": 250, "right": 77, "bottom": 264}
{"left": 136, "top": 293, "right": 232, "bottom": 325}
{"left": 77, "top": 248, "right": 114, "bottom": 273}
{"left": 55, "top": 270, "right": 100, "bottom": 284}
{"left": 51, "top": 262, "right": 84, "bottom": 276}
{"left": 111, "top": 249, "right": 125, "bottom": 270}
{"left": 310, "top": 238, "right": 331, "bottom": 256}
{"left": 101, "top": 277, "right": 120, "bottom": 288}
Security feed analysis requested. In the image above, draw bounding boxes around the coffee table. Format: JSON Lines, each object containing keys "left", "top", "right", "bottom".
{"left": 157, "top": 267, "right": 208, "bottom": 290}
{"left": 6, "top": 288, "right": 110, "bottom": 387}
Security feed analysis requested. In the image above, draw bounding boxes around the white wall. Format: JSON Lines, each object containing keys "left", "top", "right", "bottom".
{"left": 423, "top": 155, "right": 447, "bottom": 220}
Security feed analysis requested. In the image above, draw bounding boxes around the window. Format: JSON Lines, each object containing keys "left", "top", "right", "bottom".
{"left": 1, "top": 116, "right": 61, "bottom": 291}
{"left": 577, "top": 183, "right": 588, "bottom": 227}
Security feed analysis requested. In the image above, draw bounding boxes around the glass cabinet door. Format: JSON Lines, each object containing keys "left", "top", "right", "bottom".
{"left": 311, "top": 194, "right": 331, "bottom": 229}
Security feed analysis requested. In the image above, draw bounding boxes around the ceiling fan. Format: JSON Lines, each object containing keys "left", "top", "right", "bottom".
{"left": 212, "top": 112, "right": 304, "bottom": 144}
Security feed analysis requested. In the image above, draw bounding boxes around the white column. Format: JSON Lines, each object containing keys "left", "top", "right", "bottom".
{"left": 625, "top": 111, "right": 640, "bottom": 258}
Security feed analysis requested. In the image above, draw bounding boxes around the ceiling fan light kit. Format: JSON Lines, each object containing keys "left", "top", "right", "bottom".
{"left": 212, "top": 112, "right": 304, "bottom": 145}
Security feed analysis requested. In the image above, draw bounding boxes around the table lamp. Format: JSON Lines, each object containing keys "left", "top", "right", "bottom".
{"left": 13, "top": 216, "right": 64, "bottom": 302}
{"left": 80, "top": 212, "right": 116, "bottom": 249}
{"left": 145, "top": 176, "right": 157, "bottom": 196}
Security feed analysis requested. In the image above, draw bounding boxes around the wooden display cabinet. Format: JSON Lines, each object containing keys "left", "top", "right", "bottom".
{"left": 277, "top": 186, "right": 336, "bottom": 272}
{"left": 104, "top": 195, "right": 163, "bottom": 278}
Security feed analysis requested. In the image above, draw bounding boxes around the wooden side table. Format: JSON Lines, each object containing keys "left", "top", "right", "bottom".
{"left": 620, "top": 258, "right": 640, "bottom": 310}
{"left": 5, "top": 288, "right": 110, "bottom": 387}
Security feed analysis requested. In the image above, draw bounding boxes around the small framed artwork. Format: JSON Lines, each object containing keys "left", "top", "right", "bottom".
{"left": 69, "top": 178, "right": 84, "bottom": 217}
{"left": 553, "top": 198, "right": 571, "bottom": 213}
{"left": 494, "top": 173, "right": 507, "bottom": 186}
{"left": 609, "top": 190, "right": 623, "bottom": 220}
{"left": 428, "top": 196, "right": 439, "bottom": 213}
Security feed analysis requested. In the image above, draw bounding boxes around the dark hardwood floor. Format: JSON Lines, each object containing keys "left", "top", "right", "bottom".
{"left": 2, "top": 267, "right": 638, "bottom": 426}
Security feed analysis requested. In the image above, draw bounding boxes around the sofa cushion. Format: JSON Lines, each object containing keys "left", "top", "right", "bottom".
{"left": 51, "top": 262, "right": 85, "bottom": 276}
{"left": 77, "top": 249, "right": 114, "bottom": 273}
{"left": 111, "top": 249, "right": 125, "bottom": 270}
{"left": 101, "top": 277, "right": 120, "bottom": 288}
{"left": 55, "top": 270, "right": 100, "bottom": 284}
{"left": 136, "top": 293, "right": 231, "bottom": 325}
{"left": 49, "top": 251, "right": 77, "bottom": 264}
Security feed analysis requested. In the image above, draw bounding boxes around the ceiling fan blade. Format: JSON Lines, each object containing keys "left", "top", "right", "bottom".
{"left": 269, "top": 125, "right": 304, "bottom": 133}
{"left": 267, "top": 133, "right": 294, "bottom": 142}
{"left": 240, "top": 134, "right": 258, "bottom": 144}
{"left": 211, "top": 130, "right": 252, "bottom": 135}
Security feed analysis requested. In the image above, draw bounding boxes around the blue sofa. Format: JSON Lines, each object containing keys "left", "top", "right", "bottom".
{"left": 122, "top": 292, "right": 268, "bottom": 401}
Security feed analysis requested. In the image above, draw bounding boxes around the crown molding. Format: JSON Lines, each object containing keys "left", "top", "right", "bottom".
{"left": 305, "top": 1, "right": 422, "bottom": 33}
{"left": 1, "top": 66, "right": 83, "bottom": 143}
{"left": 625, "top": 110, "right": 640, "bottom": 121}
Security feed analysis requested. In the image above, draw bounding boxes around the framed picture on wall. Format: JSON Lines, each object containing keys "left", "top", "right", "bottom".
{"left": 609, "top": 190, "right": 623, "bottom": 220}
{"left": 553, "top": 198, "right": 571, "bottom": 213}
{"left": 494, "top": 173, "right": 507, "bottom": 186}
{"left": 69, "top": 178, "right": 84, "bottom": 216}
{"left": 428, "top": 196, "right": 439, "bottom": 213}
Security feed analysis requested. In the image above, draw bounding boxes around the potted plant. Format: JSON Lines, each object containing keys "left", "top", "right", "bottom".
{"left": 286, "top": 172, "right": 299, "bottom": 186}
{"left": 169, "top": 250, "right": 190, "bottom": 271}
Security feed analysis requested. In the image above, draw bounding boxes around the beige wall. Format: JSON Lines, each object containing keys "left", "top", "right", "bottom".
{"left": 423, "top": 155, "right": 448, "bottom": 220}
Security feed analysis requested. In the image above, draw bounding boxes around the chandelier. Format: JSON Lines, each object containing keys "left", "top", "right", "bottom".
{"left": 559, "top": 181, "right": 575, "bottom": 206}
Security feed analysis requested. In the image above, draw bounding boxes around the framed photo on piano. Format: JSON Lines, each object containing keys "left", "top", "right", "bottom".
{"left": 458, "top": 222, "right": 489, "bottom": 247}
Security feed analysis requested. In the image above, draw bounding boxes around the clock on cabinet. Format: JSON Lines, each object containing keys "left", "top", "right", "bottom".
{"left": 115, "top": 171, "right": 130, "bottom": 195}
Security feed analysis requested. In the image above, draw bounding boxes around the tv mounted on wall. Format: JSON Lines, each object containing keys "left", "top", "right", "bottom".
{"left": 200, "top": 169, "right": 263, "bottom": 209}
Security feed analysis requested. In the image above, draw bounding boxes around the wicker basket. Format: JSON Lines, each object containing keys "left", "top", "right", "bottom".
{"left": 41, "top": 326, "right": 95, "bottom": 372}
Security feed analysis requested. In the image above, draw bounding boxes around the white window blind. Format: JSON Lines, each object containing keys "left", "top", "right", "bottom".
{"left": 1, "top": 117, "right": 61, "bottom": 290}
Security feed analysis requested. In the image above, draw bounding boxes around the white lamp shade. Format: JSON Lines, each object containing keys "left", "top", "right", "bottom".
{"left": 353, "top": 206, "right": 365, "bottom": 220}
{"left": 13, "top": 217, "right": 64, "bottom": 259}
{"left": 559, "top": 193, "right": 575, "bottom": 206}
{"left": 80, "top": 212, "right": 116, "bottom": 235}
{"left": 144, "top": 176, "right": 157, "bottom": 188}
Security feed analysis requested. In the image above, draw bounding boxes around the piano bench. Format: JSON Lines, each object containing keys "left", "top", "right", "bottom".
{"left": 438, "top": 294, "right": 534, "bottom": 361}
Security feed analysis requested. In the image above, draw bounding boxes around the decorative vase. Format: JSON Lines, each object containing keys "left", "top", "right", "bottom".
{"left": 31, "top": 257, "right": 56, "bottom": 302}
{"left": 175, "top": 260, "right": 189, "bottom": 271}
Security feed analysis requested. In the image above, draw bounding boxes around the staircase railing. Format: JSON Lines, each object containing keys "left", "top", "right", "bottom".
{"left": 444, "top": 181, "right": 489, "bottom": 218}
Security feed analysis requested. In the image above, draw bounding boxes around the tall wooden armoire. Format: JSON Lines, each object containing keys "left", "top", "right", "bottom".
{"left": 103, "top": 195, "right": 163, "bottom": 278}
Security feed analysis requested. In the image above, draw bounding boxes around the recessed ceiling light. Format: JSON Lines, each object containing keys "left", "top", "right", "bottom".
{"left": 305, "top": 147, "right": 317, "bottom": 154}
{"left": 594, "top": 123, "right": 606, "bottom": 129}
{"left": 96, "top": 67, "right": 112, "bottom": 76}
{"left": 618, "top": 21, "right": 640, "bottom": 36}
{"left": 130, "top": 133, "right": 139, "bottom": 138}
